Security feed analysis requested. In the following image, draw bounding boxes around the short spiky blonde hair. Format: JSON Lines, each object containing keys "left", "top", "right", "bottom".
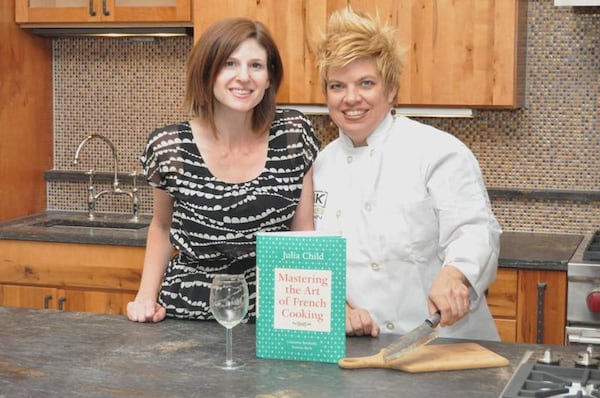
{"left": 316, "top": 7, "right": 405, "bottom": 102}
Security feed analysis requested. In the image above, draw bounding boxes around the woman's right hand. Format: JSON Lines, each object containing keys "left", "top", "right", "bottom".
{"left": 126, "top": 298, "right": 166, "bottom": 323}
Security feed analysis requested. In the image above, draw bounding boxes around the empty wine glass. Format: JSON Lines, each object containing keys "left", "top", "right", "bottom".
{"left": 209, "top": 274, "right": 249, "bottom": 369}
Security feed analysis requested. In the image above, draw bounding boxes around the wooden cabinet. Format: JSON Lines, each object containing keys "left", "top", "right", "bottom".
{"left": 0, "top": 284, "right": 135, "bottom": 314}
{"left": 349, "top": 0, "right": 527, "bottom": 108}
{"left": 0, "top": 240, "right": 143, "bottom": 315}
{"left": 487, "top": 268, "right": 518, "bottom": 342}
{"left": 1, "top": 1, "right": 52, "bottom": 221}
{"left": 193, "top": 0, "right": 343, "bottom": 104}
{"left": 15, "top": 0, "right": 192, "bottom": 24}
{"left": 192, "top": 0, "right": 526, "bottom": 107}
{"left": 517, "top": 269, "right": 566, "bottom": 345}
{"left": 487, "top": 267, "right": 567, "bottom": 345}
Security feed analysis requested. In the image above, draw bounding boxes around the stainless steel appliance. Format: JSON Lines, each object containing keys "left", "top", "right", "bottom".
{"left": 499, "top": 231, "right": 600, "bottom": 397}
{"left": 567, "top": 231, "right": 600, "bottom": 345}
{"left": 500, "top": 347, "right": 600, "bottom": 398}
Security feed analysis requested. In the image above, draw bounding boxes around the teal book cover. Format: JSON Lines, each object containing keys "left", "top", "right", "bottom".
{"left": 255, "top": 231, "right": 346, "bottom": 363}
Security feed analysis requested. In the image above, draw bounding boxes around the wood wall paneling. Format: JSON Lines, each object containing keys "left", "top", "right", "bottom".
{"left": 0, "top": 1, "right": 52, "bottom": 220}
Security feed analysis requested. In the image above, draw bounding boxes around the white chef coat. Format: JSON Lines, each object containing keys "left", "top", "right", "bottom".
{"left": 313, "top": 113, "right": 502, "bottom": 340}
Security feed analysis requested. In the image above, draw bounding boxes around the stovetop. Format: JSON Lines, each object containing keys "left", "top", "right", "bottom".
{"left": 583, "top": 231, "right": 600, "bottom": 262}
{"left": 569, "top": 231, "right": 600, "bottom": 266}
{"left": 502, "top": 347, "right": 600, "bottom": 398}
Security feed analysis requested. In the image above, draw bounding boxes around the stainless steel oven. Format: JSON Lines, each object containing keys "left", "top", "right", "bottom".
{"left": 566, "top": 230, "right": 600, "bottom": 345}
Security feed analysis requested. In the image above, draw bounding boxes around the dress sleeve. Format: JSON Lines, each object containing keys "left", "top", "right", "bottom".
{"left": 279, "top": 108, "right": 321, "bottom": 171}
{"left": 139, "top": 127, "right": 169, "bottom": 190}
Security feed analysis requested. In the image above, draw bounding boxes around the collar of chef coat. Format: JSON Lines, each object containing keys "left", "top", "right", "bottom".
{"left": 338, "top": 112, "right": 395, "bottom": 150}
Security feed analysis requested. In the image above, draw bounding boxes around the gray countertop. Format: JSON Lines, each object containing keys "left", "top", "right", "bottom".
{"left": 0, "top": 211, "right": 151, "bottom": 247}
{"left": 0, "top": 306, "right": 571, "bottom": 398}
{"left": 0, "top": 211, "right": 585, "bottom": 270}
{"left": 498, "top": 231, "right": 583, "bottom": 271}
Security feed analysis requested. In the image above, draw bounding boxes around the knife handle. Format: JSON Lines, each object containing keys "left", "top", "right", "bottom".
{"left": 426, "top": 310, "right": 441, "bottom": 328}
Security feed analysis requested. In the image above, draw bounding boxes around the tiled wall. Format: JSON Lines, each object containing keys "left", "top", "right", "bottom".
{"left": 49, "top": 0, "right": 600, "bottom": 234}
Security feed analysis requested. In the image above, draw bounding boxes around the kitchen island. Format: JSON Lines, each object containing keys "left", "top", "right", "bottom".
{"left": 0, "top": 306, "right": 565, "bottom": 398}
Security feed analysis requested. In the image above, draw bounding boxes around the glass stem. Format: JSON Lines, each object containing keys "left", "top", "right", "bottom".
{"left": 225, "top": 327, "right": 233, "bottom": 366}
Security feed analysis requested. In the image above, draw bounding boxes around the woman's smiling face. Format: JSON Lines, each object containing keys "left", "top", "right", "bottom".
{"left": 213, "top": 38, "right": 270, "bottom": 114}
{"left": 325, "top": 57, "right": 396, "bottom": 146}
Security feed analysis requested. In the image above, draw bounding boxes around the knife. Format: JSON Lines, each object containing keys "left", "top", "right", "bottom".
{"left": 382, "top": 310, "right": 441, "bottom": 362}
{"left": 338, "top": 310, "right": 442, "bottom": 369}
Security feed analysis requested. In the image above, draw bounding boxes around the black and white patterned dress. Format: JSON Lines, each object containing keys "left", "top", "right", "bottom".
{"left": 141, "top": 108, "right": 320, "bottom": 321}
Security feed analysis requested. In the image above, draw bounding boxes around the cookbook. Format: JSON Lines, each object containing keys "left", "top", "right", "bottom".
{"left": 255, "top": 231, "right": 346, "bottom": 363}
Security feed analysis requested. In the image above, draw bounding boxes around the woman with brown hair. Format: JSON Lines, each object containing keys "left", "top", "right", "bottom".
{"left": 127, "top": 17, "right": 320, "bottom": 323}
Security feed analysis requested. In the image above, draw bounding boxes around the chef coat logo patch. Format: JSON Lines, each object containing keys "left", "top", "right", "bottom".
{"left": 314, "top": 191, "right": 327, "bottom": 220}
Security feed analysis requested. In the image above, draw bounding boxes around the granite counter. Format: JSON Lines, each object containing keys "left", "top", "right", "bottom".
{"left": 0, "top": 211, "right": 584, "bottom": 270}
{"left": 0, "top": 306, "right": 561, "bottom": 398}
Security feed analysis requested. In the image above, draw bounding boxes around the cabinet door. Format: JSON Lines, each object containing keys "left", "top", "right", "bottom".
{"left": 58, "top": 288, "right": 136, "bottom": 315}
{"left": 16, "top": 0, "right": 99, "bottom": 23}
{"left": 0, "top": 284, "right": 135, "bottom": 314}
{"left": 0, "top": 284, "right": 57, "bottom": 309}
{"left": 486, "top": 268, "right": 518, "bottom": 342}
{"left": 110, "top": 0, "right": 192, "bottom": 23}
{"left": 517, "top": 269, "right": 567, "bottom": 345}
{"left": 15, "top": 0, "right": 192, "bottom": 24}
{"left": 192, "top": 0, "right": 525, "bottom": 106}
{"left": 349, "top": 0, "right": 526, "bottom": 107}
{"left": 193, "top": 0, "right": 346, "bottom": 104}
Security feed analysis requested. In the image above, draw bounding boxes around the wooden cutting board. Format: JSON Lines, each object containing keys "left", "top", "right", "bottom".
{"left": 338, "top": 342, "right": 509, "bottom": 373}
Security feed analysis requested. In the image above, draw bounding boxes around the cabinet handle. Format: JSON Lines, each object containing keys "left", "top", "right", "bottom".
{"left": 58, "top": 296, "right": 67, "bottom": 311}
{"left": 88, "top": 0, "right": 97, "bottom": 16}
{"left": 43, "top": 294, "right": 53, "bottom": 309}
{"left": 536, "top": 282, "right": 547, "bottom": 344}
{"left": 102, "top": 0, "right": 110, "bottom": 16}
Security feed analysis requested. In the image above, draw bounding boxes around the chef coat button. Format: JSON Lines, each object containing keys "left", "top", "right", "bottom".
{"left": 385, "top": 322, "right": 395, "bottom": 331}
{"left": 371, "top": 262, "right": 380, "bottom": 271}
{"left": 346, "top": 155, "right": 353, "bottom": 164}
{"left": 335, "top": 210, "right": 342, "bottom": 219}
{"left": 370, "top": 149, "right": 376, "bottom": 157}
{"left": 364, "top": 202, "right": 372, "bottom": 212}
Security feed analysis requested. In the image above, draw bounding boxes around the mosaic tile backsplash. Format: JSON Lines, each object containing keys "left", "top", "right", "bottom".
{"left": 49, "top": 0, "right": 599, "bottom": 234}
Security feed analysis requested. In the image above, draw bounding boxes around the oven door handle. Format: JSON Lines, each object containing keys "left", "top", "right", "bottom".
{"left": 568, "top": 334, "right": 600, "bottom": 345}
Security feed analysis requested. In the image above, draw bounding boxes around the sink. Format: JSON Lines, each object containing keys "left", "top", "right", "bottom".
{"left": 34, "top": 218, "right": 149, "bottom": 231}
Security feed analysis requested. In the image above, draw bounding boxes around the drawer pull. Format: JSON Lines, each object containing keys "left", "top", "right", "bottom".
{"left": 43, "top": 294, "right": 52, "bottom": 309}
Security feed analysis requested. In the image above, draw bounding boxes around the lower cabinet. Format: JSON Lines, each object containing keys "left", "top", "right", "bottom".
{"left": 0, "top": 240, "right": 144, "bottom": 315}
{"left": 0, "top": 239, "right": 568, "bottom": 340}
{"left": 487, "top": 267, "right": 567, "bottom": 345}
{"left": 0, "top": 284, "right": 136, "bottom": 314}
{"left": 487, "top": 268, "right": 518, "bottom": 342}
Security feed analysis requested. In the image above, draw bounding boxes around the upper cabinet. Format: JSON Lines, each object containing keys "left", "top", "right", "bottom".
{"left": 193, "top": 0, "right": 344, "bottom": 105}
{"left": 193, "top": 0, "right": 527, "bottom": 108}
{"left": 15, "top": 0, "right": 192, "bottom": 24}
{"left": 350, "top": 0, "right": 528, "bottom": 108}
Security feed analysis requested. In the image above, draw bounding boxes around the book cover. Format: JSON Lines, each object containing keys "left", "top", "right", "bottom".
{"left": 255, "top": 231, "right": 346, "bottom": 363}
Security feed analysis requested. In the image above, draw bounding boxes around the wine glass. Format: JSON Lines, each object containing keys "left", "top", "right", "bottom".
{"left": 209, "top": 274, "right": 249, "bottom": 369}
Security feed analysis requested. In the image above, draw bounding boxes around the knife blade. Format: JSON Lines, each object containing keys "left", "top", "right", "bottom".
{"left": 382, "top": 310, "right": 441, "bottom": 362}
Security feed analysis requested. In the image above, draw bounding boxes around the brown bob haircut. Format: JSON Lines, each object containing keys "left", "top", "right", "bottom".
{"left": 184, "top": 17, "right": 283, "bottom": 135}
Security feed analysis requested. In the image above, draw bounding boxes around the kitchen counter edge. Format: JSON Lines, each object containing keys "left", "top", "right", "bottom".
{"left": 0, "top": 212, "right": 586, "bottom": 271}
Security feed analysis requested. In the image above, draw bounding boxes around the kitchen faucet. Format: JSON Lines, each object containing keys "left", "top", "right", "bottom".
{"left": 73, "top": 133, "right": 119, "bottom": 190}
{"left": 73, "top": 134, "right": 139, "bottom": 219}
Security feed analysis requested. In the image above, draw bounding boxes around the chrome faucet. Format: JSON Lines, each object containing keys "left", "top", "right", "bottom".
{"left": 73, "top": 134, "right": 139, "bottom": 219}
{"left": 73, "top": 134, "right": 119, "bottom": 190}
